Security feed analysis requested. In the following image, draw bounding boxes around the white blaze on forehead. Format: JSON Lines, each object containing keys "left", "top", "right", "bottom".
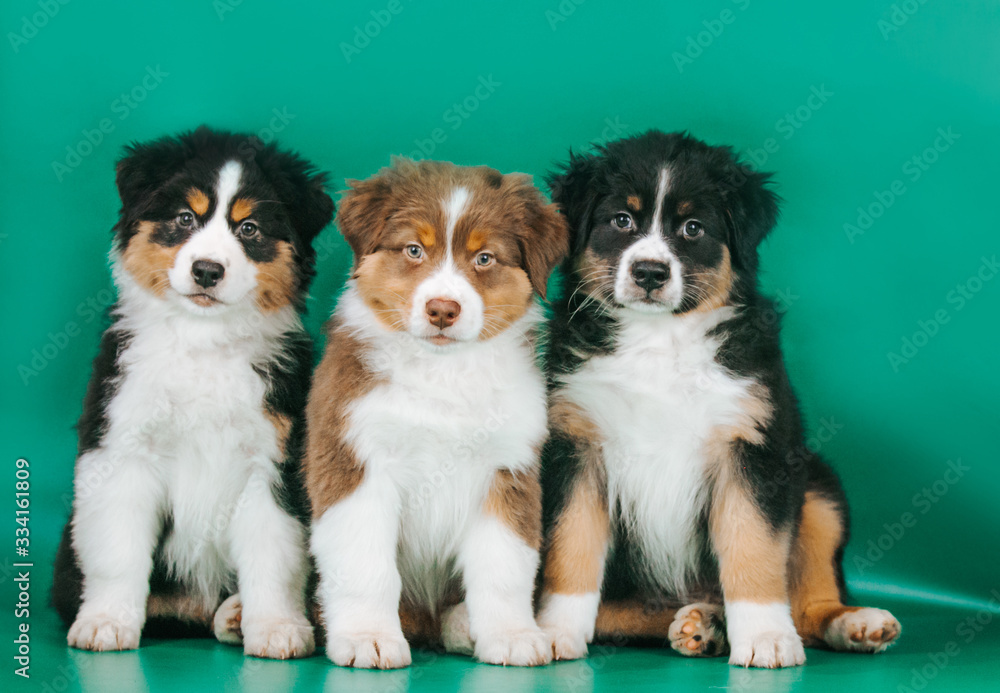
{"left": 442, "top": 186, "right": 471, "bottom": 264}
{"left": 648, "top": 166, "right": 671, "bottom": 238}
{"left": 215, "top": 160, "right": 244, "bottom": 220}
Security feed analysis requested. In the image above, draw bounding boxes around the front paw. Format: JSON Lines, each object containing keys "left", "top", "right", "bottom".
{"left": 326, "top": 630, "right": 411, "bottom": 669}
{"left": 242, "top": 616, "right": 315, "bottom": 659}
{"left": 729, "top": 629, "right": 805, "bottom": 668}
{"left": 475, "top": 627, "right": 553, "bottom": 667}
{"left": 68, "top": 614, "right": 141, "bottom": 651}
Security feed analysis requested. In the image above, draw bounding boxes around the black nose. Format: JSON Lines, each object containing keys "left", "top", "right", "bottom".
{"left": 191, "top": 260, "right": 225, "bottom": 288}
{"left": 631, "top": 261, "right": 669, "bottom": 292}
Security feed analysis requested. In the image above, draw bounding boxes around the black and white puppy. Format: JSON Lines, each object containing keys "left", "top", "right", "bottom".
{"left": 536, "top": 131, "right": 901, "bottom": 667}
{"left": 52, "top": 126, "right": 333, "bottom": 659}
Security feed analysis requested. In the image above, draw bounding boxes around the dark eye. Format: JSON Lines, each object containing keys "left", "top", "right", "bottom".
{"left": 239, "top": 221, "right": 259, "bottom": 239}
{"left": 683, "top": 220, "right": 704, "bottom": 239}
{"left": 613, "top": 213, "right": 633, "bottom": 230}
{"left": 475, "top": 252, "right": 494, "bottom": 268}
{"left": 177, "top": 212, "right": 194, "bottom": 227}
{"left": 405, "top": 244, "right": 424, "bottom": 259}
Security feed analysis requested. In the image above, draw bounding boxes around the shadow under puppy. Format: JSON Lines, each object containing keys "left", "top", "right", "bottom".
{"left": 305, "top": 158, "right": 568, "bottom": 668}
{"left": 536, "top": 130, "right": 901, "bottom": 667}
{"left": 52, "top": 126, "right": 333, "bottom": 659}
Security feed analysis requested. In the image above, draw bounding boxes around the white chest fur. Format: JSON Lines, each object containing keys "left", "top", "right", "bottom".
{"left": 557, "top": 308, "right": 755, "bottom": 595}
{"left": 339, "top": 292, "right": 548, "bottom": 604}
{"left": 90, "top": 277, "right": 300, "bottom": 600}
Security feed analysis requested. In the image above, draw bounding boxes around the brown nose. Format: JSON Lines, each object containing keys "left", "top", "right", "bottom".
{"left": 425, "top": 298, "right": 461, "bottom": 329}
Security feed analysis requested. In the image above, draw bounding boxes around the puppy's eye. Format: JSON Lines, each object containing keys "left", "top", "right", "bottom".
{"left": 682, "top": 220, "right": 704, "bottom": 239}
{"left": 239, "top": 221, "right": 260, "bottom": 239}
{"left": 404, "top": 244, "right": 424, "bottom": 260}
{"left": 474, "top": 252, "right": 494, "bottom": 268}
{"left": 177, "top": 212, "right": 194, "bottom": 227}
{"left": 613, "top": 213, "right": 633, "bottom": 230}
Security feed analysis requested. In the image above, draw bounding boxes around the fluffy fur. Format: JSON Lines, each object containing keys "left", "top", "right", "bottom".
{"left": 536, "top": 131, "right": 901, "bottom": 667}
{"left": 52, "top": 126, "right": 334, "bottom": 659}
{"left": 304, "top": 159, "right": 568, "bottom": 668}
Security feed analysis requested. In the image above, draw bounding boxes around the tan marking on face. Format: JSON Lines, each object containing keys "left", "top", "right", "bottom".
{"left": 690, "top": 245, "right": 734, "bottom": 313}
{"left": 354, "top": 249, "right": 436, "bottom": 332}
{"left": 484, "top": 467, "right": 542, "bottom": 549}
{"left": 477, "top": 264, "right": 533, "bottom": 340}
{"left": 230, "top": 197, "right": 255, "bottom": 223}
{"left": 122, "top": 221, "right": 180, "bottom": 297}
{"left": 678, "top": 200, "right": 694, "bottom": 216}
{"left": 265, "top": 409, "right": 292, "bottom": 461}
{"left": 304, "top": 321, "right": 383, "bottom": 517}
{"left": 789, "top": 491, "right": 857, "bottom": 645}
{"left": 254, "top": 240, "right": 298, "bottom": 312}
{"left": 573, "top": 247, "right": 615, "bottom": 304}
{"left": 594, "top": 599, "right": 679, "bottom": 640}
{"left": 416, "top": 221, "right": 436, "bottom": 248}
{"left": 708, "top": 460, "right": 790, "bottom": 603}
{"left": 187, "top": 189, "right": 209, "bottom": 216}
{"left": 626, "top": 195, "right": 642, "bottom": 211}
{"left": 466, "top": 228, "right": 487, "bottom": 253}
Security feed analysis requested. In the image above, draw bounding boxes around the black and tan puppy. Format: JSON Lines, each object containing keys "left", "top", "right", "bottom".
{"left": 535, "top": 131, "right": 901, "bottom": 667}
{"left": 53, "top": 127, "right": 333, "bottom": 658}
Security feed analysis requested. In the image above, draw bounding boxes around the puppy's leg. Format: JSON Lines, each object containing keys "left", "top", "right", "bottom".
{"left": 790, "top": 489, "right": 901, "bottom": 653}
{"left": 68, "top": 449, "right": 162, "bottom": 651}
{"left": 536, "top": 402, "right": 610, "bottom": 660}
{"left": 311, "top": 474, "right": 410, "bottom": 669}
{"left": 458, "top": 468, "right": 551, "bottom": 666}
{"left": 710, "top": 448, "right": 805, "bottom": 668}
{"left": 229, "top": 469, "right": 314, "bottom": 659}
{"left": 536, "top": 472, "right": 609, "bottom": 660}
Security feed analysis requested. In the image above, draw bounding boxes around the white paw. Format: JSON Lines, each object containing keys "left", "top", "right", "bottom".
{"left": 824, "top": 608, "right": 901, "bottom": 653}
{"left": 242, "top": 617, "right": 315, "bottom": 659}
{"left": 441, "top": 602, "right": 474, "bottom": 655}
{"left": 213, "top": 594, "right": 243, "bottom": 646}
{"left": 67, "top": 614, "right": 141, "bottom": 651}
{"left": 545, "top": 627, "right": 588, "bottom": 661}
{"left": 669, "top": 602, "right": 728, "bottom": 658}
{"left": 326, "top": 631, "right": 411, "bottom": 669}
{"left": 729, "top": 630, "right": 805, "bottom": 668}
{"left": 535, "top": 592, "right": 599, "bottom": 661}
{"left": 475, "top": 627, "right": 553, "bottom": 667}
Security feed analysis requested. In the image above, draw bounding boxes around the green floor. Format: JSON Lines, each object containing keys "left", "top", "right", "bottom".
{"left": 14, "top": 594, "right": 999, "bottom": 692}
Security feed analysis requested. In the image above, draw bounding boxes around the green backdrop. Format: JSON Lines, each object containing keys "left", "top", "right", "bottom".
{"left": 2, "top": 1, "right": 998, "bottom": 691}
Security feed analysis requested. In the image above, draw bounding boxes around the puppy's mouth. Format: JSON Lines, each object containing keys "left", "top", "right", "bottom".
{"left": 425, "top": 333, "right": 458, "bottom": 347}
{"left": 186, "top": 293, "right": 221, "bottom": 308}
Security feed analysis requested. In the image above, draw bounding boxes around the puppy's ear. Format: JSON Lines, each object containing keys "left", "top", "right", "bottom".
{"left": 115, "top": 134, "right": 190, "bottom": 225}
{"left": 266, "top": 153, "right": 334, "bottom": 249}
{"left": 723, "top": 158, "right": 780, "bottom": 272}
{"left": 336, "top": 174, "right": 392, "bottom": 272}
{"left": 547, "top": 151, "right": 599, "bottom": 258}
{"left": 513, "top": 179, "right": 569, "bottom": 299}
